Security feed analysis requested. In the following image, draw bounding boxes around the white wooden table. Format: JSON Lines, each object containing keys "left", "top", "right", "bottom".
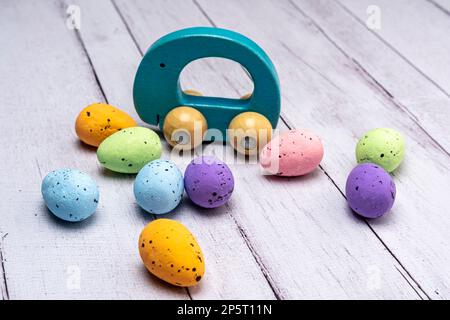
{"left": 1, "top": 0, "right": 450, "bottom": 300}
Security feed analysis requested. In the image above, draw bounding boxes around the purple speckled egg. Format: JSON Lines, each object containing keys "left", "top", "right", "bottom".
{"left": 184, "top": 156, "right": 234, "bottom": 208}
{"left": 345, "top": 163, "right": 396, "bottom": 218}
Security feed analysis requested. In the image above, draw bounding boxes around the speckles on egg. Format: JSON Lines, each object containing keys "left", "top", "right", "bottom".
{"left": 134, "top": 160, "right": 184, "bottom": 214}
{"left": 260, "top": 129, "right": 324, "bottom": 176}
{"left": 97, "top": 127, "right": 162, "bottom": 173}
{"left": 356, "top": 128, "right": 405, "bottom": 172}
{"left": 75, "top": 103, "right": 136, "bottom": 147}
{"left": 41, "top": 168, "right": 99, "bottom": 222}
{"left": 184, "top": 156, "right": 234, "bottom": 209}
{"left": 138, "top": 219, "right": 205, "bottom": 287}
{"left": 345, "top": 163, "right": 396, "bottom": 219}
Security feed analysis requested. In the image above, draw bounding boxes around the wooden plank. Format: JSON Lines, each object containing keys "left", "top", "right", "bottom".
{"left": 431, "top": 0, "right": 450, "bottom": 13}
{"left": 340, "top": 0, "right": 450, "bottom": 97}
{"left": 113, "top": 0, "right": 423, "bottom": 299}
{"left": 0, "top": 232, "right": 7, "bottom": 300}
{"left": 69, "top": 0, "right": 275, "bottom": 299}
{"left": 196, "top": 0, "right": 450, "bottom": 298}
{"left": 295, "top": 0, "right": 450, "bottom": 154}
{"left": 0, "top": 0, "right": 187, "bottom": 299}
{"left": 292, "top": 0, "right": 450, "bottom": 298}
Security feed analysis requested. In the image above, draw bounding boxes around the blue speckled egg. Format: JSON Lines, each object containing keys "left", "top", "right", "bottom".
{"left": 41, "top": 169, "right": 99, "bottom": 222}
{"left": 134, "top": 159, "right": 184, "bottom": 214}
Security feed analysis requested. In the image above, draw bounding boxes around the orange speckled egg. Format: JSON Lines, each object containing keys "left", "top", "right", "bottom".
{"left": 139, "top": 219, "right": 205, "bottom": 287}
{"left": 75, "top": 103, "right": 137, "bottom": 147}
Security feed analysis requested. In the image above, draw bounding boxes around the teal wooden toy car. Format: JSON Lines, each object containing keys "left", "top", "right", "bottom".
{"left": 133, "top": 27, "right": 280, "bottom": 154}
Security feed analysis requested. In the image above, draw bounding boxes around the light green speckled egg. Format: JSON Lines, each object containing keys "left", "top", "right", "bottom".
{"left": 356, "top": 128, "right": 405, "bottom": 172}
{"left": 97, "top": 127, "right": 162, "bottom": 173}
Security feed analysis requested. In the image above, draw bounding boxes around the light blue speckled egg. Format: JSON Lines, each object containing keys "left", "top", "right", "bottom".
{"left": 134, "top": 159, "right": 184, "bottom": 214}
{"left": 41, "top": 168, "right": 99, "bottom": 222}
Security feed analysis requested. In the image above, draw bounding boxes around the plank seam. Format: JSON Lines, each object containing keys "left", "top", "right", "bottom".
{"left": 281, "top": 116, "right": 428, "bottom": 300}
{"left": 35, "top": 158, "right": 43, "bottom": 179}
{"left": 192, "top": 0, "right": 217, "bottom": 27}
{"left": 110, "top": 0, "right": 144, "bottom": 56}
{"left": 428, "top": 0, "right": 450, "bottom": 16}
{"left": 73, "top": 30, "right": 109, "bottom": 104}
{"left": 279, "top": 41, "right": 345, "bottom": 93}
{"left": 366, "top": 225, "right": 431, "bottom": 299}
{"left": 287, "top": 0, "right": 432, "bottom": 300}
{"left": 322, "top": 148, "right": 430, "bottom": 300}
{"left": 0, "top": 232, "right": 10, "bottom": 300}
{"left": 108, "top": 0, "right": 194, "bottom": 300}
{"left": 109, "top": 0, "right": 280, "bottom": 299}
{"left": 347, "top": 57, "right": 450, "bottom": 158}
{"left": 114, "top": 0, "right": 242, "bottom": 99}
{"left": 231, "top": 215, "right": 283, "bottom": 300}
{"left": 191, "top": 0, "right": 427, "bottom": 299}
{"left": 57, "top": 0, "right": 194, "bottom": 300}
{"left": 192, "top": 0, "right": 283, "bottom": 299}
{"left": 394, "top": 265, "right": 427, "bottom": 300}
{"left": 334, "top": 0, "right": 450, "bottom": 100}
{"left": 192, "top": 0, "right": 247, "bottom": 99}
{"left": 288, "top": 0, "right": 450, "bottom": 158}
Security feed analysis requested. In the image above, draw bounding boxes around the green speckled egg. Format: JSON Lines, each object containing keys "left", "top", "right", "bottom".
{"left": 356, "top": 128, "right": 405, "bottom": 172}
{"left": 97, "top": 127, "right": 162, "bottom": 173}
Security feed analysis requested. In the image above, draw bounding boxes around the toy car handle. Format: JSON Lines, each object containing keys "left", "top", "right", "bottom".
{"left": 133, "top": 27, "right": 281, "bottom": 140}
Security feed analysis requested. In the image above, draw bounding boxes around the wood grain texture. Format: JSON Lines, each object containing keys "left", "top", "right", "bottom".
{"left": 296, "top": 0, "right": 450, "bottom": 154}
{"left": 293, "top": 0, "right": 450, "bottom": 299}
{"left": 340, "top": 0, "right": 450, "bottom": 96}
{"left": 113, "top": 0, "right": 423, "bottom": 299}
{"left": 0, "top": 0, "right": 187, "bottom": 299}
{"left": 0, "top": 232, "right": 8, "bottom": 300}
{"left": 196, "top": 0, "right": 450, "bottom": 298}
{"left": 1, "top": 0, "right": 448, "bottom": 299}
{"left": 430, "top": 0, "right": 450, "bottom": 13}
{"left": 70, "top": 0, "right": 275, "bottom": 300}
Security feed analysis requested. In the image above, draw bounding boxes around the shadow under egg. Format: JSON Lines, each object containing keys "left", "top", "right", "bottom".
{"left": 261, "top": 166, "right": 322, "bottom": 184}
{"left": 99, "top": 167, "right": 136, "bottom": 181}
{"left": 138, "top": 263, "right": 190, "bottom": 297}
{"left": 42, "top": 202, "right": 98, "bottom": 229}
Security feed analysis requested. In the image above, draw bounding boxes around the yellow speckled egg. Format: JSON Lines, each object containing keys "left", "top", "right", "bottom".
{"left": 139, "top": 219, "right": 205, "bottom": 287}
{"left": 75, "top": 103, "right": 137, "bottom": 147}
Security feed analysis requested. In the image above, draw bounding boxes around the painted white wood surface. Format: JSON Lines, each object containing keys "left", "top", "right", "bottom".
{"left": 0, "top": 0, "right": 273, "bottom": 300}
{"left": 297, "top": 0, "right": 450, "bottom": 154}
{"left": 0, "top": 0, "right": 449, "bottom": 299}
{"left": 340, "top": 0, "right": 450, "bottom": 97}
{"left": 113, "top": 0, "right": 421, "bottom": 299}
{"left": 291, "top": 0, "right": 450, "bottom": 299}
{"left": 0, "top": 0, "right": 189, "bottom": 300}
{"left": 431, "top": 0, "right": 450, "bottom": 12}
{"left": 69, "top": 0, "right": 275, "bottom": 300}
{"left": 196, "top": 0, "right": 450, "bottom": 299}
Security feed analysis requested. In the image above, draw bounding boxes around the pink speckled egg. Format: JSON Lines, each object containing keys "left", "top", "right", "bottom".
{"left": 260, "top": 129, "right": 324, "bottom": 176}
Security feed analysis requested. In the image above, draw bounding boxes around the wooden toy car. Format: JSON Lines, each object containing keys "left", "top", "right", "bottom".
{"left": 133, "top": 27, "right": 280, "bottom": 154}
